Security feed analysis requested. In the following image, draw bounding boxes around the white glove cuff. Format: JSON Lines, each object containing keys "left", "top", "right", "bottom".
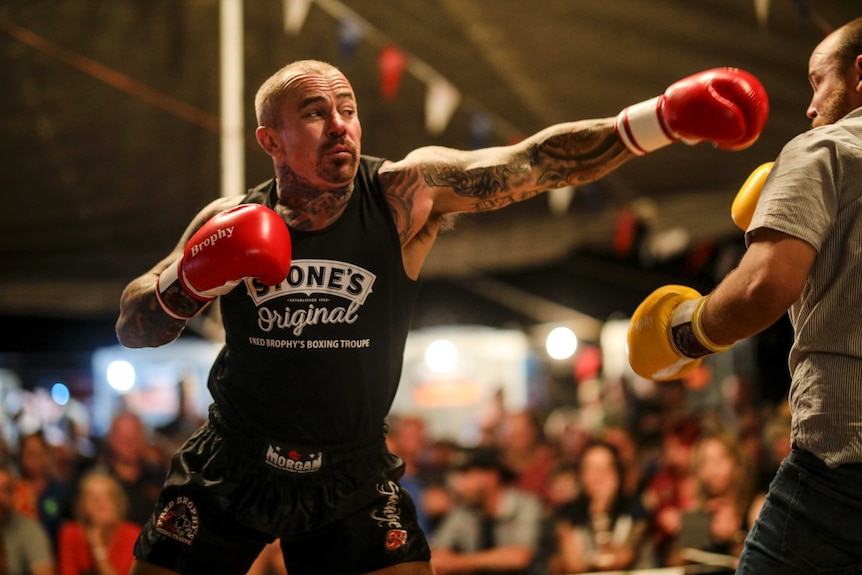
{"left": 670, "top": 296, "right": 732, "bottom": 357}
{"left": 691, "top": 297, "right": 733, "bottom": 353}
{"left": 615, "top": 96, "right": 675, "bottom": 156}
{"left": 156, "top": 256, "right": 211, "bottom": 320}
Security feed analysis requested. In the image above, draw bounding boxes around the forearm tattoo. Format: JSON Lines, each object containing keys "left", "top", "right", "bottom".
{"left": 379, "top": 168, "right": 423, "bottom": 244}
{"left": 117, "top": 277, "right": 185, "bottom": 347}
{"left": 423, "top": 124, "right": 627, "bottom": 211}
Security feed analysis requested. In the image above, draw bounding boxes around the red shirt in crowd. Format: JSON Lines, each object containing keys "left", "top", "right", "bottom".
{"left": 57, "top": 520, "right": 140, "bottom": 575}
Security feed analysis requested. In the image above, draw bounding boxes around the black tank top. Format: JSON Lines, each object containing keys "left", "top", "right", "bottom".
{"left": 208, "top": 156, "right": 420, "bottom": 445}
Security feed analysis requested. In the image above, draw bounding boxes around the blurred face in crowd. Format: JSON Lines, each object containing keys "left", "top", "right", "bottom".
{"left": 388, "top": 417, "right": 426, "bottom": 461}
{"left": 450, "top": 468, "right": 495, "bottom": 509}
{"left": 580, "top": 445, "right": 619, "bottom": 506}
{"left": 78, "top": 473, "right": 124, "bottom": 527}
{"left": 664, "top": 434, "right": 694, "bottom": 472}
{"left": 108, "top": 413, "right": 147, "bottom": 464}
{"left": 696, "top": 438, "right": 737, "bottom": 498}
{"left": 19, "top": 434, "right": 51, "bottom": 479}
{"left": 547, "top": 467, "right": 579, "bottom": 508}
{"left": 500, "top": 412, "right": 538, "bottom": 453}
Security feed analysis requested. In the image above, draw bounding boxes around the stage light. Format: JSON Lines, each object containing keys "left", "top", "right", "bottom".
{"left": 425, "top": 339, "right": 458, "bottom": 374}
{"left": 546, "top": 327, "right": 578, "bottom": 360}
{"left": 106, "top": 360, "right": 136, "bottom": 392}
{"left": 51, "top": 382, "right": 70, "bottom": 406}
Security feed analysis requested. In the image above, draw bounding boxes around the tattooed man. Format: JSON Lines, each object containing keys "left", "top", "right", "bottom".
{"left": 116, "top": 60, "right": 767, "bottom": 575}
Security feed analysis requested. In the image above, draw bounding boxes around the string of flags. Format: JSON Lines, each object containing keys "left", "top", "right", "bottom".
{"left": 281, "top": 0, "right": 523, "bottom": 146}
{"left": 753, "top": 0, "right": 836, "bottom": 35}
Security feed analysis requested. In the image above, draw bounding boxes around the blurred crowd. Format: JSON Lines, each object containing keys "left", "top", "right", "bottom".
{"left": 0, "top": 372, "right": 790, "bottom": 575}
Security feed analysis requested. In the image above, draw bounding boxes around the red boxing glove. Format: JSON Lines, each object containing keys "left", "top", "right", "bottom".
{"left": 616, "top": 68, "right": 769, "bottom": 156}
{"left": 157, "top": 204, "right": 292, "bottom": 319}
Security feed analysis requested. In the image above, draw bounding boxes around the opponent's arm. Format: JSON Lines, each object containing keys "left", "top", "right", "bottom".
{"left": 627, "top": 229, "right": 814, "bottom": 381}
{"left": 700, "top": 228, "right": 815, "bottom": 344}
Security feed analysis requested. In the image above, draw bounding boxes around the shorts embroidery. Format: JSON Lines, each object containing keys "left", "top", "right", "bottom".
{"left": 371, "top": 480, "right": 411, "bottom": 551}
{"left": 265, "top": 444, "right": 323, "bottom": 473}
{"left": 385, "top": 529, "right": 408, "bottom": 550}
{"left": 155, "top": 496, "right": 200, "bottom": 545}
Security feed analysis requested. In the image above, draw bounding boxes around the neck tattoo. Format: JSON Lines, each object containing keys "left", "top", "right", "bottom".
{"left": 275, "top": 163, "right": 353, "bottom": 231}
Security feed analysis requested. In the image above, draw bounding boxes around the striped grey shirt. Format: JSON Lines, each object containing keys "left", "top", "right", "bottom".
{"left": 747, "top": 106, "right": 862, "bottom": 467}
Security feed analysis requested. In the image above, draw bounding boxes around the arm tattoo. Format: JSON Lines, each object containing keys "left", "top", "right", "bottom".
{"left": 422, "top": 124, "right": 627, "bottom": 211}
{"left": 379, "top": 168, "right": 422, "bottom": 244}
{"left": 533, "top": 126, "right": 626, "bottom": 186}
{"left": 117, "top": 276, "right": 185, "bottom": 347}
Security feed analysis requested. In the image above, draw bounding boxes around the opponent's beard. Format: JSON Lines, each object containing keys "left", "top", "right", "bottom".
{"left": 812, "top": 83, "right": 852, "bottom": 128}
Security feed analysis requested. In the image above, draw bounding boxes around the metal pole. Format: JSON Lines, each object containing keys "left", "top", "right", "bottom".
{"left": 220, "top": 0, "right": 244, "bottom": 197}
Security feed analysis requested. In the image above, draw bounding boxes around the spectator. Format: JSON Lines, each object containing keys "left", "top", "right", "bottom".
{"left": 543, "top": 407, "right": 590, "bottom": 465}
{"left": 154, "top": 374, "right": 207, "bottom": 456}
{"left": 667, "top": 430, "right": 754, "bottom": 567}
{"left": 419, "top": 439, "right": 459, "bottom": 538}
{"left": 431, "top": 446, "right": 544, "bottom": 575}
{"left": 96, "top": 412, "right": 165, "bottom": 526}
{"left": 643, "top": 418, "right": 701, "bottom": 565}
{"left": 57, "top": 470, "right": 139, "bottom": 575}
{"left": 386, "top": 414, "right": 432, "bottom": 534}
{"left": 757, "top": 405, "right": 792, "bottom": 491}
{"left": 14, "top": 430, "right": 71, "bottom": 545}
{"left": 0, "top": 462, "right": 54, "bottom": 575}
{"left": 553, "top": 440, "right": 650, "bottom": 573}
{"left": 545, "top": 463, "right": 580, "bottom": 513}
{"left": 746, "top": 406, "right": 793, "bottom": 528}
{"left": 498, "top": 411, "right": 557, "bottom": 504}
{"left": 601, "top": 425, "right": 646, "bottom": 498}
{"left": 56, "top": 405, "right": 98, "bottom": 484}
{"left": 540, "top": 463, "right": 580, "bottom": 575}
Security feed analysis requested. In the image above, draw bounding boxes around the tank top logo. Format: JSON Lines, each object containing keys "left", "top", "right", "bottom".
{"left": 244, "top": 259, "right": 377, "bottom": 336}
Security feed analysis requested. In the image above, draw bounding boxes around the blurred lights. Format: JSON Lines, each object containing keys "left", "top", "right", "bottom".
{"left": 50, "top": 382, "right": 70, "bottom": 406}
{"left": 425, "top": 339, "right": 458, "bottom": 374}
{"left": 106, "top": 360, "right": 136, "bottom": 392}
{"left": 546, "top": 327, "right": 578, "bottom": 360}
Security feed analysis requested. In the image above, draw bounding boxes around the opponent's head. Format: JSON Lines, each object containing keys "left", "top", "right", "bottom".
{"left": 255, "top": 60, "right": 362, "bottom": 192}
{"left": 807, "top": 17, "right": 862, "bottom": 128}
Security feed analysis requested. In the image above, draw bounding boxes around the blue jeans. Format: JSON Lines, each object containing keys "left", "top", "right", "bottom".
{"left": 737, "top": 447, "right": 862, "bottom": 574}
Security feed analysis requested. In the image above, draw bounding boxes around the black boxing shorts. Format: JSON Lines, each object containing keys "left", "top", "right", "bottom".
{"left": 134, "top": 405, "right": 431, "bottom": 574}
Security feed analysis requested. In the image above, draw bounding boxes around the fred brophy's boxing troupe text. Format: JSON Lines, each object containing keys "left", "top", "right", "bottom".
{"left": 248, "top": 337, "right": 372, "bottom": 349}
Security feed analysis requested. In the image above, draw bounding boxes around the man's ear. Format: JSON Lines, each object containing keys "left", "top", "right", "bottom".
{"left": 854, "top": 55, "right": 862, "bottom": 94}
{"left": 256, "top": 126, "right": 281, "bottom": 157}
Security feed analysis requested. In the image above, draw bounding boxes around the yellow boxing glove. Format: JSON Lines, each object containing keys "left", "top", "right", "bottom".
{"left": 731, "top": 162, "right": 773, "bottom": 231}
{"left": 627, "top": 285, "right": 732, "bottom": 381}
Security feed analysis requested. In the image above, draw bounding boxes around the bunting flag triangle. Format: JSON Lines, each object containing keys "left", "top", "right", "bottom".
{"left": 378, "top": 45, "right": 408, "bottom": 101}
{"left": 754, "top": 0, "right": 771, "bottom": 30}
{"left": 283, "top": 0, "right": 312, "bottom": 35}
{"left": 548, "top": 186, "right": 575, "bottom": 216}
{"left": 337, "top": 18, "right": 364, "bottom": 62}
{"left": 469, "top": 112, "right": 492, "bottom": 149}
{"left": 425, "top": 76, "right": 461, "bottom": 136}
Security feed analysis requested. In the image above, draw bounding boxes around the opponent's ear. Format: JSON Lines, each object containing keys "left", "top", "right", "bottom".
{"left": 854, "top": 54, "right": 862, "bottom": 94}
{"left": 255, "top": 126, "right": 281, "bottom": 157}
